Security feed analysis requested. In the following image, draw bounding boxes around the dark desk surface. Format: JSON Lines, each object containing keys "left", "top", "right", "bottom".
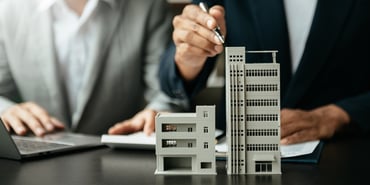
{"left": 0, "top": 134, "right": 369, "bottom": 185}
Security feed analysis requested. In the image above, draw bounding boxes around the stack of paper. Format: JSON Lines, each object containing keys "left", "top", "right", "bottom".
{"left": 215, "top": 139, "right": 320, "bottom": 158}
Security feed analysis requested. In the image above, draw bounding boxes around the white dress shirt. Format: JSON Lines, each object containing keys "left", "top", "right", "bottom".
{"left": 284, "top": 0, "right": 318, "bottom": 74}
{"left": 38, "top": 0, "right": 113, "bottom": 118}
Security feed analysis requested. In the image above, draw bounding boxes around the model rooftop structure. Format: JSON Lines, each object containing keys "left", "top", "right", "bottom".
{"left": 155, "top": 106, "right": 216, "bottom": 175}
{"left": 225, "top": 47, "right": 281, "bottom": 175}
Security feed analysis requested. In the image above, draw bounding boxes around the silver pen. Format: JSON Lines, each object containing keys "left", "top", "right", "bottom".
{"left": 199, "top": 2, "right": 225, "bottom": 44}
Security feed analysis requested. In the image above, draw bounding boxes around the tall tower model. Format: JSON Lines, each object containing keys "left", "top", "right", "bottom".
{"left": 225, "top": 47, "right": 281, "bottom": 174}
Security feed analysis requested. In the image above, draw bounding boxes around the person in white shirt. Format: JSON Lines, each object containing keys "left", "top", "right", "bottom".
{"left": 0, "top": 0, "right": 185, "bottom": 136}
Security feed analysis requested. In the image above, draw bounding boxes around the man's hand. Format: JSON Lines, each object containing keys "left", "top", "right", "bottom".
{"left": 173, "top": 4, "right": 226, "bottom": 81}
{"left": 108, "top": 109, "right": 158, "bottom": 136}
{"left": 1, "top": 102, "right": 65, "bottom": 136}
{"left": 280, "top": 104, "right": 350, "bottom": 145}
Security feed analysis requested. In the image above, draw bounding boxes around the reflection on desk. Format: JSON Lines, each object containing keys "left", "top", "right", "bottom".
{"left": 101, "top": 149, "right": 156, "bottom": 184}
{"left": 0, "top": 133, "right": 369, "bottom": 185}
{"left": 101, "top": 149, "right": 282, "bottom": 185}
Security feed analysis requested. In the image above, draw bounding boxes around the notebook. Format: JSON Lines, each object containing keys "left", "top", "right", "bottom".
{"left": 281, "top": 141, "right": 324, "bottom": 163}
{"left": 0, "top": 119, "right": 103, "bottom": 160}
{"left": 101, "top": 129, "right": 224, "bottom": 149}
{"left": 215, "top": 139, "right": 323, "bottom": 163}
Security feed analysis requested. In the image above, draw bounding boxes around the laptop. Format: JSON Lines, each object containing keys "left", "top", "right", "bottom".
{"left": 0, "top": 119, "right": 103, "bottom": 160}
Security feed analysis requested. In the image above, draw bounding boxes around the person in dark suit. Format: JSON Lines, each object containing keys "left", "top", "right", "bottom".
{"left": 159, "top": 0, "right": 370, "bottom": 144}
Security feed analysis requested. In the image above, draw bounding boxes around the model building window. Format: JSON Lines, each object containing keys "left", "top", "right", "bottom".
{"left": 255, "top": 161, "right": 272, "bottom": 172}
{"left": 163, "top": 140, "right": 177, "bottom": 147}
{"left": 162, "top": 124, "right": 177, "bottom": 132}
{"left": 201, "top": 162, "right": 212, "bottom": 169}
{"left": 188, "top": 127, "right": 193, "bottom": 132}
{"left": 204, "top": 142, "right": 208, "bottom": 149}
{"left": 204, "top": 127, "right": 208, "bottom": 133}
{"left": 203, "top": 111, "right": 209, "bottom": 118}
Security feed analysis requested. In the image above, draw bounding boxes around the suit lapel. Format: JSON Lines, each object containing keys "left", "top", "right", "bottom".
{"left": 71, "top": 2, "right": 125, "bottom": 129}
{"left": 247, "top": 0, "right": 292, "bottom": 101}
{"left": 31, "top": 10, "right": 70, "bottom": 123}
{"left": 283, "top": 0, "right": 355, "bottom": 107}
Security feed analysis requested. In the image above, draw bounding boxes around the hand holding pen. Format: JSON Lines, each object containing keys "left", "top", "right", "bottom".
{"left": 199, "top": 2, "right": 225, "bottom": 44}
{"left": 172, "top": 2, "right": 226, "bottom": 81}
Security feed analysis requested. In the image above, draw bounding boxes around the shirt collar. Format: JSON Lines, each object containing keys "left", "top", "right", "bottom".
{"left": 37, "top": 0, "right": 57, "bottom": 12}
{"left": 38, "top": 0, "right": 116, "bottom": 12}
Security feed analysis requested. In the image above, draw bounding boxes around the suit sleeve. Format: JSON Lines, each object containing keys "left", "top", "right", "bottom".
{"left": 159, "top": 43, "right": 218, "bottom": 100}
{"left": 0, "top": 2, "right": 18, "bottom": 114}
{"left": 142, "top": 0, "right": 188, "bottom": 112}
{"left": 159, "top": 0, "right": 224, "bottom": 101}
{"left": 336, "top": 93, "right": 370, "bottom": 130}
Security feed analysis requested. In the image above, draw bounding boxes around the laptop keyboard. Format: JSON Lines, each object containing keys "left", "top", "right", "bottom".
{"left": 14, "top": 138, "right": 70, "bottom": 153}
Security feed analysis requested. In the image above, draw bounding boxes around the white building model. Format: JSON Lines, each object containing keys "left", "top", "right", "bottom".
{"left": 155, "top": 106, "right": 216, "bottom": 175}
{"left": 225, "top": 47, "right": 281, "bottom": 174}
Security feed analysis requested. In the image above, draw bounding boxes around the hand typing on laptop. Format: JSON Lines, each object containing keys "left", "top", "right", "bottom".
{"left": 108, "top": 109, "right": 157, "bottom": 136}
{"left": 0, "top": 102, "right": 65, "bottom": 137}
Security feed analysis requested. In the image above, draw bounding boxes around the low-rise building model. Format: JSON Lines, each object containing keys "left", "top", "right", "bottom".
{"left": 155, "top": 106, "right": 216, "bottom": 175}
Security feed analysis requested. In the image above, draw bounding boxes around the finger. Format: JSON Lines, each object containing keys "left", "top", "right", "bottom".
{"left": 182, "top": 5, "right": 225, "bottom": 45}
{"left": 280, "top": 109, "right": 311, "bottom": 138}
{"left": 209, "top": 5, "right": 226, "bottom": 36}
{"left": 14, "top": 106, "right": 45, "bottom": 136}
{"left": 281, "top": 120, "right": 313, "bottom": 139}
{"left": 175, "top": 43, "right": 217, "bottom": 66}
{"left": 182, "top": 5, "right": 218, "bottom": 30}
{"left": 108, "top": 121, "right": 142, "bottom": 135}
{"left": 173, "top": 15, "right": 222, "bottom": 46}
{"left": 281, "top": 129, "right": 318, "bottom": 145}
{"left": 280, "top": 109, "right": 300, "bottom": 126}
{"left": 21, "top": 103, "right": 55, "bottom": 132}
{"left": 50, "top": 117, "right": 65, "bottom": 129}
{"left": 143, "top": 112, "right": 156, "bottom": 136}
{"left": 3, "top": 121, "right": 10, "bottom": 131}
{"left": 2, "top": 114, "right": 27, "bottom": 135}
{"left": 173, "top": 28, "right": 220, "bottom": 55}
{"left": 280, "top": 121, "right": 297, "bottom": 138}
{"left": 108, "top": 123, "right": 128, "bottom": 135}
{"left": 1, "top": 116, "right": 11, "bottom": 131}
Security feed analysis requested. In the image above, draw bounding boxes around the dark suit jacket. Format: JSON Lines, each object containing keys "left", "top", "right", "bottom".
{"left": 160, "top": 0, "right": 370, "bottom": 131}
